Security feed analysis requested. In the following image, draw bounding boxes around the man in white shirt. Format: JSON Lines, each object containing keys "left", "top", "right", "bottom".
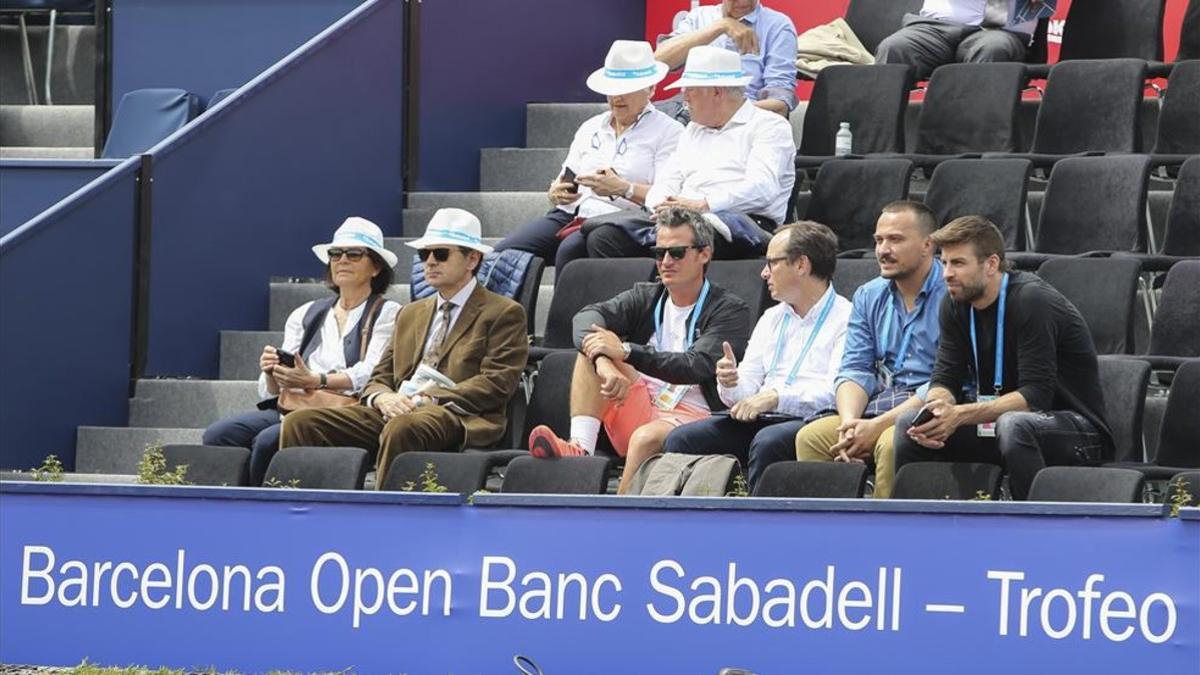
{"left": 526, "top": 208, "right": 751, "bottom": 494}
{"left": 876, "top": 0, "right": 1055, "bottom": 79}
{"left": 662, "top": 221, "right": 852, "bottom": 490}
{"left": 582, "top": 46, "right": 796, "bottom": 263}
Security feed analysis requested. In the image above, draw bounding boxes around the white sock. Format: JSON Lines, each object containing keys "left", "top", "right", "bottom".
{"left": 568, "top": 416, "right": 601, "bottom": 455}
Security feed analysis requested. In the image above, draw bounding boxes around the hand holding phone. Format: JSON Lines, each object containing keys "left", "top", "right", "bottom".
{"left": 911, "top": 403, "right": 935, "bottom": 428}
{"left": 561, "top": 167, "right": 579, "bottom": 193}
{"left": 276, "top": 349, "right": 296, "bottom": 368}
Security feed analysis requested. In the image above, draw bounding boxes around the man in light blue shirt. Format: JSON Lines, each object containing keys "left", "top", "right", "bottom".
{"left": 795, "top": 201, "right": 946, "bottom": 497}
{"left": 656, "top": 0, "right": 798, "bottom": 116}
{"left": 876, "top": 0, "right": 1056, "bottom": 80}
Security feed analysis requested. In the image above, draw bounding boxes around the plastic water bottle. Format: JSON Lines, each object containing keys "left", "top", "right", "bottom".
{"left": 835, "top": 122, "right": 853, "bottom": 156}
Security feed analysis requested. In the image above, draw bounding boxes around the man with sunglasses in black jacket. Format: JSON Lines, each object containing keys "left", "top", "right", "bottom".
{"left": 527, "top": 207, "right": 750, "bottom": 494}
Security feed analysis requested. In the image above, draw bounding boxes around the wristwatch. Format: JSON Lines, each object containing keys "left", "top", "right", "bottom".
{"left": 623, "top": 181, "right": 636, "bottom": 200}
{"left": 318, "top": 372, "right": 328, "bottom": 389}
{"left": 621, "top": 342, "right": 632, "bottom": 359}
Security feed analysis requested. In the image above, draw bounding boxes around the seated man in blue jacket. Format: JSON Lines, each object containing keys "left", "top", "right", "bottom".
{"left": 527, "top": 207, "right": 751, "bottom": 494}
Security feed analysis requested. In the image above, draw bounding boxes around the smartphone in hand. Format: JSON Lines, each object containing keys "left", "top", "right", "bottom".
{"left": 561, "top": 167, "right": 580, "bottom": 193}
{"left": 276, "top": 349, "right": 296, "bottom": 368}
{"left": 911, "top": 404, "right": 935, "bottom": 427}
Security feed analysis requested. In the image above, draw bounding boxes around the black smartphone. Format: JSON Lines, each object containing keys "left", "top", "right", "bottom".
{"left": 911, "top": 404, "right": 935, "bottom": 427}
{"left": 561, "top": 167, "right": 579, "bottom": 193}
{"left": 276, "top": 349, "right": 296, "bottom": 368}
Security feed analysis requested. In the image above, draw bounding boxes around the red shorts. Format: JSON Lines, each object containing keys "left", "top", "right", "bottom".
{"left": 601, "top": 379, "right": 709, "bottom": 457}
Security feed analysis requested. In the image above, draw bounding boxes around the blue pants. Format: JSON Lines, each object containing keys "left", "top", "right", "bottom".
{"left": 663, "top": 415, "right": 808, "bottom": 491}
{"left": 495, "top": 208, "right": 589, "bottom": 273}
{"left": 202, "top": 409, "right": 281, "bottom": 486}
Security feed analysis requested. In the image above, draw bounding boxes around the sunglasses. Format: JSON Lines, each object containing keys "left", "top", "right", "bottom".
{"left": 327, "top": 248, "right": 368, "bottom": 262}
{"left": 418, "top": 248, "right": 452, "bottom": 262}
{"left": 651, "top": 245, "right": 703, "bottom": 261}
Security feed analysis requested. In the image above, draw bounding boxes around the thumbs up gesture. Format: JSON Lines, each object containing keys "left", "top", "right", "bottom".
{"left": 716, "top": 341, "right": 739, "bottom": 389}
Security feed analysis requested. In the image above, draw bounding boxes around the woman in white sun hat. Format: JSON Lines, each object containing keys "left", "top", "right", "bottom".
{"left": 202, "top": 216, "right": 401, "bottom": 485}
{"left": 495, "top": 39, "right": 683, "bottom": 276}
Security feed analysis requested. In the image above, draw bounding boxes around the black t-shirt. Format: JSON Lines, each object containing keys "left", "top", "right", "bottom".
{"left": 930, "top": 271, "right": 1113, "bottom": 451}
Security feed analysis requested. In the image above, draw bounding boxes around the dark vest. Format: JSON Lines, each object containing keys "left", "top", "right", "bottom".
{"left": 298, "top": 293, "right": 386, "bottom": 366}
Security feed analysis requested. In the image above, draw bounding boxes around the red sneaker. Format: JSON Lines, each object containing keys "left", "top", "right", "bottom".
{"left": 528, "top": 424, "right": 587, "bottom": 458}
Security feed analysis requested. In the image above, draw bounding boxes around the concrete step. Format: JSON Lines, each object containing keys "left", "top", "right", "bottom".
{"left": 0, "top": 146, "right": 93, "bottom": 159}
{"left": 75, "top": 426, "right": 204, "bottom": 474}
{"left": 525, "top": 103, "right": 607, "bottom": 148}
{"left": 480, "top": 147, "right": 567, "bottom": 191}
{"left": 405, "top": 192, "right": 547, "bottom": 238}
{"left": 0, "top": 104, "right": 93, "bottom": 146}
{"left": 268, "top": 281, "right": 556, "bottom": 338}
{"left": 1, "top": 471, "right": 138, "bottom": 484}
{"left": 128, "top": 379, "right": 261, "bottom": 429}
{"left": 219, "top": 330, "right": 283, "bottom": 380}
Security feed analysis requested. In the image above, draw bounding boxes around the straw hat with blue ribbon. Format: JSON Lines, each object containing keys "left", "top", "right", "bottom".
{"left": 665, "top": 45, "right": 753, "bottom": 89}
{"left": 312, "top": 216, "right": 398, "bottom": 268}
{"left": 586, "top": 40, "right": 670, "bottom": 97}
{"left": 407, "top": 208, "right": 495, "bottom": 255}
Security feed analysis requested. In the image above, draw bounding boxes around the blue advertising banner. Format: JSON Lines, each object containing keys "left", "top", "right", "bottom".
{"left": 1, "top": 484, "right": 1197, "bottom": 673}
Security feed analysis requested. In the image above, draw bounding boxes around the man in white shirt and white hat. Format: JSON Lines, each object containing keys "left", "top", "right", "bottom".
{"left": 662, "top": 221, "right": 852, "bottom": 490}
{"left": 582, "top": 45, "right": 796, "bottom": 263}
{"left": 281, "top": 208, "right": 529, "bottom": 488}
{"left": 496, "top": 40, "right": 682, "bottom": 274}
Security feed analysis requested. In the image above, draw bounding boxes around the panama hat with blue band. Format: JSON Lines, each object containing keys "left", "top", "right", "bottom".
{"left": 586, "top": 40, "right": 670, "bottom": 97}
{"left": 665, "top": 45, "right": 753, "bottom": 89}
{"left": 312, "top": 216, "right": 398, "bottom": 268}
{"left": 407, "top": 208, "right": 494, "bottom": 255}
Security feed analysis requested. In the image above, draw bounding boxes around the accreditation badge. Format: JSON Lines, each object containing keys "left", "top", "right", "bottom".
{"left": 653, "top": 384, "right": 691, "bottom": 411}
{"left": 977, "top": 395, "right": 998, "bottom": 437}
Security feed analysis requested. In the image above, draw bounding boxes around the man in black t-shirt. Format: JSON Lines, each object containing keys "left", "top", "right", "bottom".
{"left": 893, "top": 216, "right": 1113, "bottom": 500}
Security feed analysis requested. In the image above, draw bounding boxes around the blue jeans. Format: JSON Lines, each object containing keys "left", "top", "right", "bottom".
{"left": 202, "top": 409, "right": 282, "bottom": 486}
{"left": 663, "top": 415, "right": 808, "bottom": 491}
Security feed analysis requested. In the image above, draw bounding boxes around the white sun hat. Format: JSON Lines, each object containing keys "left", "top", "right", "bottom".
{"left": 586, "top": 40, "right": 670, "bottom": 97}
{"left": 312, "top": 216, "right": 398, "bottom": 268}
{"left": 665, "top": 45, "right": 753, "bottom": 89}
{"left": 406, "top": 207, "right": 494, "bottom": 254}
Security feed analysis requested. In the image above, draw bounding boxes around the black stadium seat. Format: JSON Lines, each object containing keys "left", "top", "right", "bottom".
{"left": 924, "top": 158, "right": 1032, "bottom": 250}
{"left": 530, "top": 258, "right": 656, "bottom": 363}
{"left": 891, "top": 462, "right": 1003, "bottom": 500}
{"left": 1037, "top": 257, "right": 1141, "bottom": 355}
{"left": 1107, "top": 360, "right": 1200, "bottom": 480}
{"left": 1028, "top": 467, "right": 1146, "bottom": 504}
{"left": 263, "top": 446, "right": 369, "bottom": 490}
{"left": 162, "top": 444, "right": 250, "bottom": 487}
{"left": 753, "top": 461, "right": 868, "bottom": 498}
{"left": 1096, "top": 356, "right": 1152, "bottom": 464}
{"left": 795, "top": 64, "right": 914, "bottom": 168}
{"left": 803, "top": 158, "right": 912, "bottom": 254}
{"left": 906, "top": 63, "right": 1027, "bottom": 166}
{"left": 831, "top": 258, "right": 880, "bottom": 300}
{"left": 381, "top": 451, "right": 492, "bottom": 493}
{"left": 1009, "top": 155, "right": 1151, "bottom": 269}
{"left": 1149, "top": 61, "right": 1200, "bottom": 168}
{"left": 842, "top": 0, "right": 923, "bottom": 56}
{"left": 707, "top": 260, "right": 770, "bottom": 321}
{"left": 501, "top": 456, "right": 611, "bottom": 494}
{"left": 1052, "top": 0, "right": 1165, "bottom": 64}
{"left": 1139, "top": 262, "right": 1200, "bottom": 370}
{"left": 1123, "top": 156, "right": 1200, "bottom": 271}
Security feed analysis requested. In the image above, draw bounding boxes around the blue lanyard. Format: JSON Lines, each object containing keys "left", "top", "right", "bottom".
{"left": 653, "top": 280, "right": 710, "bottom": 351}
{"left": 878, "top": 290, "right": 921, "bottom": 373}
{"left": 969, "top": 273, "right": 1009, "bottom": 394}
{"left": 768, "top": 290, "right": 837, "bottom": 386}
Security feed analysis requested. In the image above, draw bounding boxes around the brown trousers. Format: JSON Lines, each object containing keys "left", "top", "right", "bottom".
{"left": 279, "top": 404, "right": 464, "bottom": 489}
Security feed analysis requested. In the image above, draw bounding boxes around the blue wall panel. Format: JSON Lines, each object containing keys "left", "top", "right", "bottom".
{"left": 413, "top": 0, "right": 645, "bottom": 191}
{"left": 0, "top": 160, "right": 122, "bottom": 237}
{"left": 0, "top": 161, "right": 139, "bottom": 470}
{"left": 111, "top": 0, "right": 361, "bottom": 110}
{"left": 143, "top": 0, "right": 404, "bottom": 377}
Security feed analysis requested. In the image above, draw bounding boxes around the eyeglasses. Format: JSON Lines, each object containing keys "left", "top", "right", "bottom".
{"left": 651, "top": 245, "right": 704, "bottom": 261}
{"left": 418, "top": 248, "right": 452, "bottom": 262}
{"left": 764, "top": 255, "right": 789, "bottom": 268}
{"left": 327, "top": 248, "right": 367, "bottom": 262}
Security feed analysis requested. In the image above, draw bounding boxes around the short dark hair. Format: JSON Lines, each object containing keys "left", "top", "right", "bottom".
{"left": 881, "top": 200, "right": 937, "bottom": 236}
{"left": 931, "top": 215, "right": 1008, "bottom": 268}
{"left": 324, "top": 249, "right": 394, "bottom": 295}
{"left": 656, "top": 206, "right": 715, "bottom": 250}
{"left": 458, "top": 246, "right": 483, "bottom": 277}
{"left": 778, "top": 220, "right": 838, "bottom": 281}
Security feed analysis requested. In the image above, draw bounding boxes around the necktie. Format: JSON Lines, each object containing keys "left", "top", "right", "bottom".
{"left": 422, "top": 301, "right": 455, "bottom": 367}
{"left": 983, "top": 0, "right": 1009, "bottom": 27}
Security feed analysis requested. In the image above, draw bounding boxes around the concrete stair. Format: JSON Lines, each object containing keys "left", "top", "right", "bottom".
{"left": 404, "top": 192, "right": 547, "bottom": 237}
{"left": 75, "top": 426, "right": 204, "bottom": 474}
{"left": 129, "top": 379, "right": 261, "bottom": 428}
{"left": 480, "top": 147, "right": 567, "bottom": 191}
{"left": 525, "top": 103, "right": 607, "bottom": 148}
{"left": 0, "top": 104, "right": 94, "bottom": 158}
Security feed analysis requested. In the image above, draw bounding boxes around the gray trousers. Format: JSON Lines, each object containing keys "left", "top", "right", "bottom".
{"left": 876, "top": 14, "right": 1028, "bottom": 80}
